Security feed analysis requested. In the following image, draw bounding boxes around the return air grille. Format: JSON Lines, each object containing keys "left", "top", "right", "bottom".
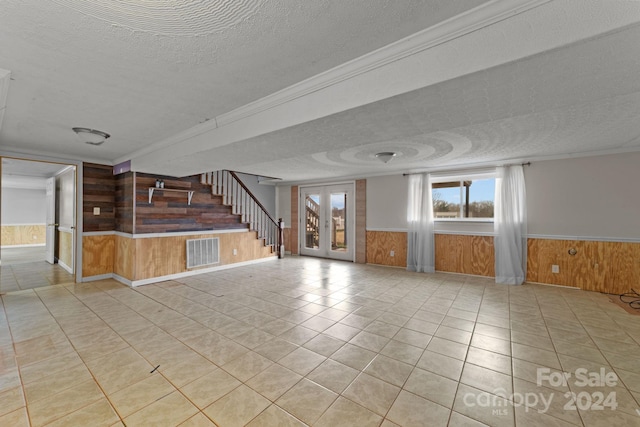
{"left": 186, "top": 237, "right": 219, "bottom": 268}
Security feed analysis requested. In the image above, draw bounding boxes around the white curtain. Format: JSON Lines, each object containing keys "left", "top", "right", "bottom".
{"left": 494, "top": 165, "right": 527, "bottom": 284}
{"left": 407, "top": 173, "right": 435, "bottom": 273}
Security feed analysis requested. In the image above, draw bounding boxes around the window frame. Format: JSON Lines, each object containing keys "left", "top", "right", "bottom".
{"left": 431, "top": 172, "right": 496, "bottom": 222}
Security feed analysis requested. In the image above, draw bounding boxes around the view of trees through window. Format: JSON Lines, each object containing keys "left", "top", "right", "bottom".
{"left": 432, "top": 178, "right": 495, "bottom": 219}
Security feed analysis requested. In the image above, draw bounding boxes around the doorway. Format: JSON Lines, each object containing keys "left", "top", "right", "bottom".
{"left": 1, "top": 157, "right": 77, "bottom": 291}
{"left": 299, "top": 183, "right": 355, "bottom": 261}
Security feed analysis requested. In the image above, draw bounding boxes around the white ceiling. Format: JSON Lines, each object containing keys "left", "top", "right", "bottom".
{"left": 1, "top": 0, "right": 639, "bottom": 183}
{"left": 1, "top": 158, "right": 70, "bottom": 189}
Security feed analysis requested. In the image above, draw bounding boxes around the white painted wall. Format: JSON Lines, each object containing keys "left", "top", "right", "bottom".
{"left": 365, "top": 152, "right": 640, "bottom": 239}
{"left": 1, "top": 187, "right": 47, "bottom": 224}
{"left": 56, "top": 168, "right": 75, "bottom": 229}
{"left": 366, "top": 175, "right": 407, "bottom": 230}
{"left": 526, "top": 151, "right": 640, "bottom": 239}
{"left": 276, "top": 185, "right": 291, "bottom": 228}
{"left": 236, "top": 173, "right": 276, "bottom": 218}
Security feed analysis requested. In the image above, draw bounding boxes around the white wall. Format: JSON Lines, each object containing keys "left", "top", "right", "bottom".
{"left": 526, "top": 151, "right": 640, "bottom": 239}
{"left": 276, "top": 185, "right": 291, "bottom": 227}
{"left": 56, "top": 168, "right": 75, "bottom": 228}
{"left": 236, "top": 173, "right": 276, "bottom": 218}
{"left": 1, "top": 187, "right": 47, "bottom": 224}
{"left": 366, "top": 175, "right": 407, "bottom": 230}
{"left": 365, "top": 151, "right": 640, "bottom": 239}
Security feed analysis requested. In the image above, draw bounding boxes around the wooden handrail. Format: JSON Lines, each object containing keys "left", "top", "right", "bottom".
{"left": 227, "top": 170, "right": 278, "bottom": 226}
{"left": 202, "top": 170, "right": 283, "bottom": 258}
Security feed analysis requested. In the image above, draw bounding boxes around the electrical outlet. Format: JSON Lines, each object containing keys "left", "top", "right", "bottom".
{"left": 390, "top": 250, "right": 395, "bottom": 257}
{"left": 551, "top": 265, "right": 560, "bottom": 274}
{"left": 233, "top": 248, "right": 237, "bottom": 256}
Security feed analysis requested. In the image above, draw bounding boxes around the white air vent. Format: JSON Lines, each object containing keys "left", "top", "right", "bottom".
{"left": 186, "top": 237, "right": 219, "bottom": 268}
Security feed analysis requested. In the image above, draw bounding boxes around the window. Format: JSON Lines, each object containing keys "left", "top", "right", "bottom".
{"left": 431, "top": 175, "right": 495, "bottom": 220}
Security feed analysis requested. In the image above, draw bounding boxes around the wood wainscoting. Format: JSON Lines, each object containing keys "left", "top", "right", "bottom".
{"left": 366, "top": 230, "right": 639, "bottom": 294}
{"left": 1, "top": 224, "right": 46, "bottom": 246}
{"left": 366, "top": 231, "right": 407, "bottom": 267}
{"left": 57, "top": 230, "right": 73, "bottom": 269}
{"left": 94, "top": 230, "right": 274, "bottom": 284}
{"left": 114, "top": 233, "right": 135, "bottom": 280}
{"left": 355, "top": 180, "right": 367, "bottom": 264}
{"left": 435, "top": 234, "right": 495, "bottom": 277}
{"left": 83, "top": 234, "right": 115, "bottom": 277}
{"left": 527, "top": 238, "right": 640, "bottom": 294}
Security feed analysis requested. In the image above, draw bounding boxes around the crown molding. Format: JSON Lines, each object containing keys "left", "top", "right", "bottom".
{"left": 117, "top": 0, "right": 550, "bottom": 165}
{"left": 215, "top": 0, "right": 551, "bottom": 128}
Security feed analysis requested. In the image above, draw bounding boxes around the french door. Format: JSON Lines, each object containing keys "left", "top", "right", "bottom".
{"left": 299, "top": 183, "right": 354, "bottom": 261}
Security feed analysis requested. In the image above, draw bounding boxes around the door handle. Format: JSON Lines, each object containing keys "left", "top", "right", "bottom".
{"left": 47, "top": 223, "right": 59, "bottom": 227}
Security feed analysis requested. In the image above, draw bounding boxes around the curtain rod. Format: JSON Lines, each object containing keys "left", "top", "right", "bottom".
{"left": 402, "top": 162, "right": 531, "bottom": 177}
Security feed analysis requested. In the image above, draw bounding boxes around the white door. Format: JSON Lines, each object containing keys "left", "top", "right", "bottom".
{"left": 45, "top": 177, "right": 57, "bottom": 264}
{"left": 300, "top": 184, "right": 354, "bottom": 261}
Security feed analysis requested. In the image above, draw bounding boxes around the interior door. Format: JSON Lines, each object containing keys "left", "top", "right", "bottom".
{"left": 45, "top": 177, "right": 56, "bottom": 264}
{"left": 300, "top": 184, "right": 354, "bottom": 261}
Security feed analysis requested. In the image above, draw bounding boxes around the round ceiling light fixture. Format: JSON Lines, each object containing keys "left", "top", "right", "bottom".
{"left": 72, "top": 127, "right": 110, "bottom": 146}
{"left": 375, "top": 152, "right": 397, "bottom": 164}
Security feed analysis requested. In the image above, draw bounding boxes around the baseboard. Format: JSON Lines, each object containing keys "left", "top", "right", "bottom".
{"left": 94, "top": 257, "right": 278, "bottom": 288}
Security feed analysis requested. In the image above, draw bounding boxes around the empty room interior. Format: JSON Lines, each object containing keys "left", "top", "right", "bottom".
{"left": 1, "top": 1, "right": 640, "bottom": 426}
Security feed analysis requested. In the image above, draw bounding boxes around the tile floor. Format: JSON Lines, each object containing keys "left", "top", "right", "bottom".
{"left": 1, "top": 246, "right": 75, "bottom": 292}
{"left": 1, "top": 256, "right": 640, "bottom": 426}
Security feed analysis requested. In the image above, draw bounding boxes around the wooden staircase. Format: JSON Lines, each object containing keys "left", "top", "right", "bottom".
{"left": 201, "top": 171, "right": 283, "bottom": 257}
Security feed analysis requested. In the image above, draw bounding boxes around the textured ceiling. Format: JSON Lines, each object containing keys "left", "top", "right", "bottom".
{"left": 0, "top": 0, "right": 486, "bottom": 163}
{"left": 188, "top": 23, "right": 640, "bottom": 181}
{"left": 1, "top": 0, "right": 640, "bottom": 183}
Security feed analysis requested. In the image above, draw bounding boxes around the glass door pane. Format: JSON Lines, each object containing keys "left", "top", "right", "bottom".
{"left": 300, "top": 184, "right": 354, "bottom": 261}
{"left": 304, "top": 194, "right": 320, "bottom": 249}
{"left": 330, "top": 192, "right": 347, "bottom": 253}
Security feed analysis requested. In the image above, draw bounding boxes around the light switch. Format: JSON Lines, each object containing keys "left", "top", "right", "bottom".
{"left": 93, "top": 207, "right": 100, "bottom": 215}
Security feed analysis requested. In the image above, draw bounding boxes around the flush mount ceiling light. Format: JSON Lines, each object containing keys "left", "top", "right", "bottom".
{"left": 72, "top": 127, "right": 110, "bottom": 146}
{"left": 375, "top": 152, "right": 396, "bottom": 164}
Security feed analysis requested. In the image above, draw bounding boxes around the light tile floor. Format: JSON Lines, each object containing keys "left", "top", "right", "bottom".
{"left": 1, "top": 250, "right": 75, "bottom": 292}
{"left": 1, "top": 256, "right": 640, "bottom": 426}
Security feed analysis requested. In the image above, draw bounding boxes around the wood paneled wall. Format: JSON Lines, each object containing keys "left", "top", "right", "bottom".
{"left": 83, "top": 234, "right": 115, "bottom": 277}
{"left": 57, "top": 230, "right": 73, "bottom": 268}
{"left": 366, "top": 231, "right": 639, "bottom": 293}
{"left": 355, "top": 180, "right": 366, "bottom": 264}
{"left": 366, "top": 231, "right": 407, "bottom": 267}
{"left": 83, "top": 164, "right": 116, "bottom": 232}
{"left": 290, "top": 186, "right": 298, "bottom": 255}
{"left": 115, "top": 172, "right": 134, "bottom": 234}
{"left": 283, "top": 228, "right": 292, "bottom": 253}
{"left": 114, "top": 234, "right": 135, "bottom": 280}
{"left": 82, "top": 168, "right": 277, "bottom": 282}
{"left": 113, "top": 231, "right": 273, "bottom": 281}
{"left": 135, "top": 173, "right": 246, "bottom": 234}
{"left": 1, "top": 225, "right": 46, "bottom": 246}
{"left": 435, "top": 234, "right": 495, "bottom": 277}
{"left": 527, "top": 239, "right": 640, "bottom": 294}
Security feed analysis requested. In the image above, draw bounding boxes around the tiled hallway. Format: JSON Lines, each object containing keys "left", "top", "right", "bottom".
{"left": 1, "top": 247, "right": 75, "bottom": 293}
{"left": 1, "top": 257, "right": 639, "bottom": 426}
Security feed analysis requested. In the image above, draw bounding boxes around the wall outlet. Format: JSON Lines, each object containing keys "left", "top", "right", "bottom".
{"left": 390, "top": 250, "right": 395, "bottom": 257}
{"left": 233, "top": 248, "right": 237, "bottom": 256}
{"left": 93, "top": 207, "right": 100, "bottom": 215}
{"left": 551, "top": 264, "right": 560, "bottom": 274}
